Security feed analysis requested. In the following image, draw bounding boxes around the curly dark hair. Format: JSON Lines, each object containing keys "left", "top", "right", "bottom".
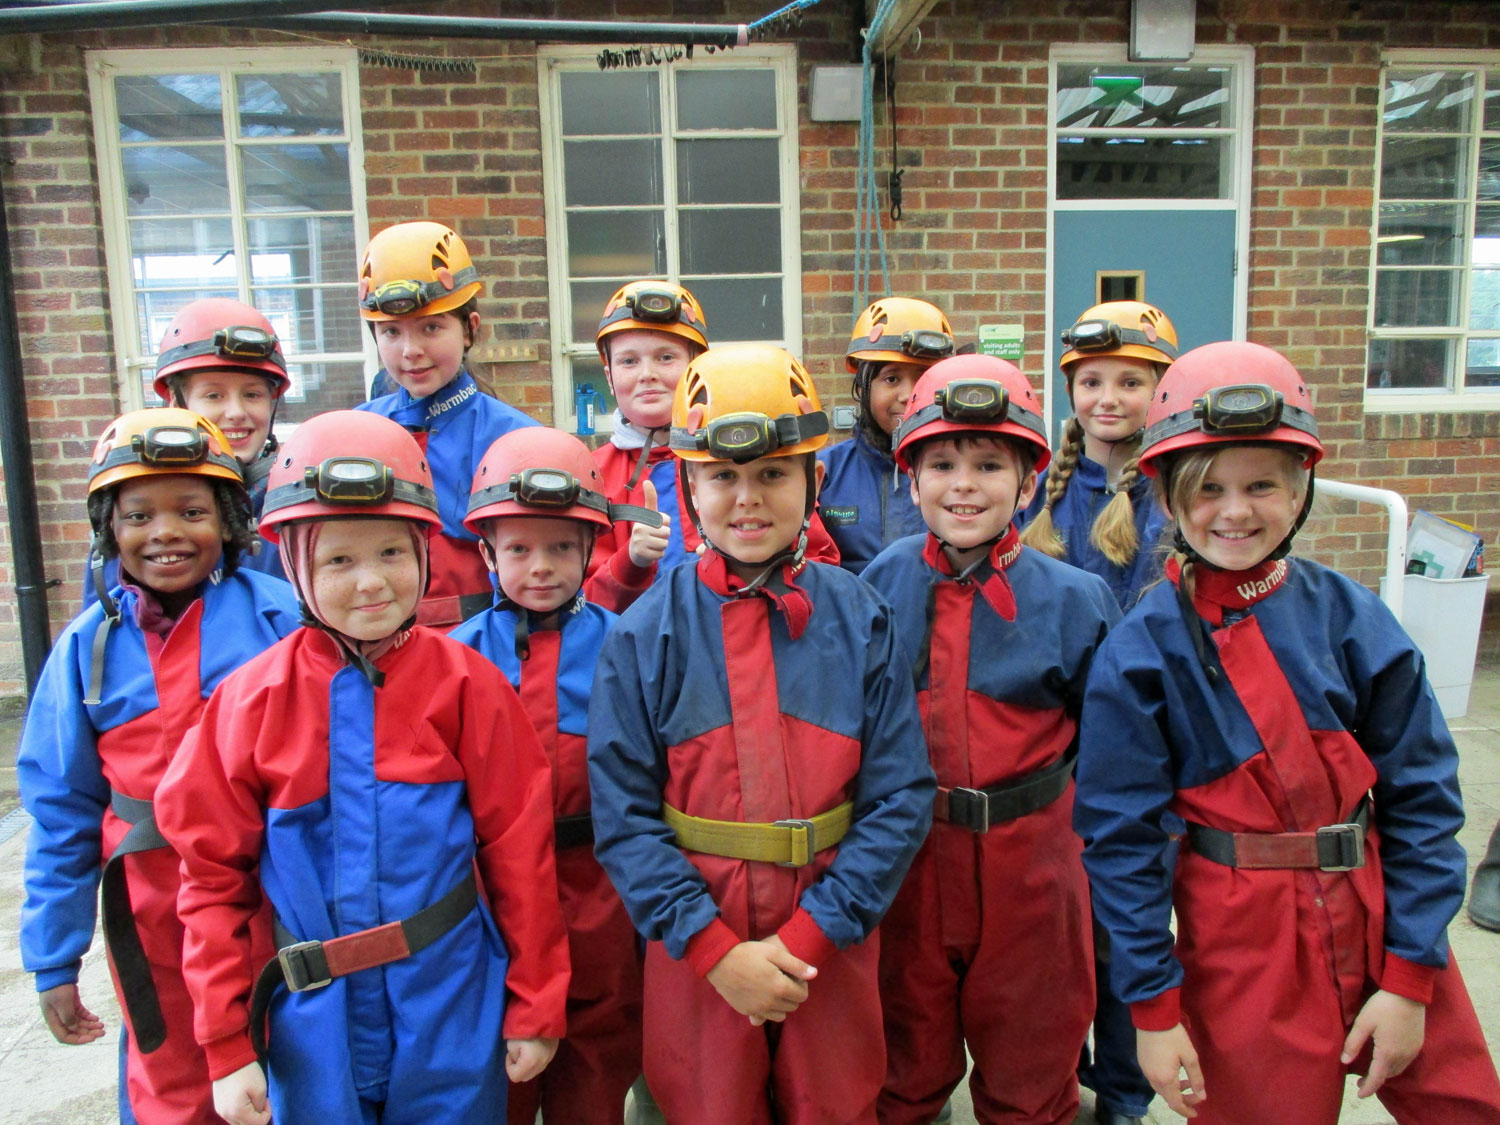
{"left": 86, "top": 478, "right": 258, "bottom": 577}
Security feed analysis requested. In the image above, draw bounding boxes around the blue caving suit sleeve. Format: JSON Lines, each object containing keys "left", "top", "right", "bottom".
{"left": 18, "top": 620, "right": 109, "bottom": 991}
{"left": 587, "top": 623, "right": 723, "bottom": 960}
{"left": 794, "top": 593, "right": 935, "bottom": 946}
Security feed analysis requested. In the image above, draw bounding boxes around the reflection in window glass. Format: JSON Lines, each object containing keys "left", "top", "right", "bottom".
{"left": 567, "top": 210, "right": 666, "bottom": 279}
{"left": 121, "top": 145, "right": 228, "bottom": 215}
{"left": 1377, "top": 203, "right": 1462, "bottom": 265}
{"left": 116, "top": 74, "right": 223, "bottom": 141}
{"left": 1480, "top": 140, "right": 1500, "bottom": 201}
{"left": 681, "top": 208, "right": 780, "bottom": 274}
{"left": 251, "top": 287, "right": 363, "bottom": 355}
{"left": 559, "top": 70, "right": 659, "bottom": 136}
{"left": 563, "top": 139, "right": 663, "bottom": 207}
{"left": 236, "top": 73, "right": 343, "bottom": 137}
{"left": 688, "top": 275, "right": 783, "bottom": 341}
{"left": 1465, "top": 338, "right": 1500, "bottom": 387}
{"left": 241, "top": 144, "right": 351, "bottom": 213}
{"left": 278, "top": 361, "right": 369, "bottom": 419}
{"left": 246, "top": 216, "right": 356, "bottom": 286}
{"left": 1487, "top": 72, "right": 1500, "bottom": 131}
{"left": 1054, "top": 65, "right": 1229, "bottom": 129}
{"left": 1056, "top": 136, "right": 1225, "bottom": 200}
{"left": 1374, "top": 268, "right": 1460, "bottom": 327}
{"left": 570, "top": 279, "right": 631, "bottom": 345}
{"left": 1366, "top": 337, "right": 1453, "bottom": 390}
{"left": 1382, "top": 70, "right": 1475, "bottom": 132}
{"left": 677, "top": 138, "right": 780, "bottom": 204}
{"left": 1469, "top": 270, "right": 1500, "bottom": 330}
{"left": 676, "top": 70, "right": 777, "bottom": 131}
{"left": 1380, "top": 135, "right": 1466, "bottom": 200}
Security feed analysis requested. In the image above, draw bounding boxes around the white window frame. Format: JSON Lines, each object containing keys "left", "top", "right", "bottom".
{"left": 537, "top": 44, "right": 803, "bottom": 433}
{"left": 1043, "top": 44, "right": 1254, "bottom": 440}
{"left": 87, "top": 46, "right": 371, "bottom": 412}
{"left": 1367, "top": 49, "right": 1500, "bottom": 414}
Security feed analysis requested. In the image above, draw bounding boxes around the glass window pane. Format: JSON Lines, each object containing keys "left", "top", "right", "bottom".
{"left": 1480, "top": 140, "right": 1500, "bottom": 200}
{"left": 567, "top": 210, "right": 665, "bottom": 278}
{"left": 246, "top": 216, "right": 356, "bottom": 286}
{"left": 1465, "top": 338, "right": 1500, "bottom": 388}
{"left": 1055, "top": 64, "right": 1230, "bottom": 129}
{"left": 136, "top": 287, "right": 237, "bottom": 360}
{"left": 1380, "top": 135, "right": 1466, "bottom": 199}
{"left": 116, "top": 74, "right": 223, "bottom": 142}
{"left": 1055, "top": 136, "right": 1225, "bottom": 200}
{"left": 129, "top": 216, "right": 235, "bottom": 282}
{"left": 1383, "top": 70, "right": 1476, "bottom": 132}
{"left": 681, "top": 208, "right": 780, "bottom": 274}
{"left": 563, "top": 139, "right": 663, "bottom": 206}
{"left": 280, "top": 360, "right": 369, "bottom": 417}
{"left": 241, "top": 143, "right": 351, "bottom": 213}
{"left": 1486, "top": 72, "right": 1500, "bottom": 131}
{"left": 677, "top": 138, "right": 780, "bottom": 204}
{"left": 560, "top": 70, "right": 660, "bottom": 136}
{"left": 122, "top": 144, "right": 228, "bottom": 215}
{"left": 1374, "top": 268, "right": 1461, "bottom": 326}
{"left": 236, "top": 73, "right": 344, "bottom": 137}
{"left": 569, "top": 279, "right": 631, "bottom": 345}
{"left": 1366, "top": 337, "right": 1453, "bottom": 390}
{"left": 676, "top": 70, "right": 777, "bottom": 131}
{"left": 1377, "top": 203, "right": 1463, "bottom": 265}
{"left": 249, "top": 285, "right": 363, "bottom": 355}
{"left": 686, "top": 275, "right": 783, "bottom": 341}
{"left": 1469, "top": 270, "right": 1500, "bottom": 330}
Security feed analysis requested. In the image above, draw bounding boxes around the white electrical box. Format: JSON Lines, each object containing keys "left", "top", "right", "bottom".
{"left": 1130, "top": 0, "right": 1196, "bottom": 62}
{"left": 809, "top": 66, "right": 864, "bottom": 123}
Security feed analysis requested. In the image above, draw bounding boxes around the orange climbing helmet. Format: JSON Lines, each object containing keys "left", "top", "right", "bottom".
{"left": 596, "top": 280, "right": 709, "bottom": 358}
{"left": 846, "top": 297, "right": 955, "bottom": 374}
{"left": 358, "top": 221, "right": 482, "bottom": 321}
{"left": 670, "top": 343, "right": 829, "bottom": 464}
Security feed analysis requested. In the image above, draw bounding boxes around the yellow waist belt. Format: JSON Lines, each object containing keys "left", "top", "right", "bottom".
{"left": 661, "top": 801, "right": 854, "bottom": 868}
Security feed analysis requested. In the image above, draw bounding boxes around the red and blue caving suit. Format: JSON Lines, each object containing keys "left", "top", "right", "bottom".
{"left": 1016, "top": 452, "right": 1169, "bottom": 610}
{"left": 154, "top": 625, "right": 571, "bottom": 1125}
{"left": 358, "top": 371, "right": 539, "bottom": 626}
{"left": 586, "top": 422, "right": 844, "bottom": 612}
{"left": 815, "top": 427, "right": 925, "bottom": 576}
{"left": 587, "top": 552, "right": 935, "bottom": 1124}
{"left": 1074, "top": 557, "right": 1500, "bottom": 1124}
{"left": 862, "top": 528, "right": 1119, "bottom": 1125}
{"left": 450, "top": 597, "right": 643, "bottom": 1124}
{"left": 18, "top": 568, "right": 300, "bottom": 1123}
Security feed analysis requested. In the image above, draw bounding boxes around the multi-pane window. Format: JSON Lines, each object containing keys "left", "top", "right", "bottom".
{"left": 1370, "top": 65, "right": 1500, "bottom": 399}
{"left": 540, "top": 46, "right": 801, "bottom": 428}
{"left": 1053, "top": 63, "right": 1237, "bottom": 200}
{"left": 88, "top": 48, "right": 368, "bottom": 421}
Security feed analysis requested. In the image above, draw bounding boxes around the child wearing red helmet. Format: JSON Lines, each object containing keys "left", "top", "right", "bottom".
{"left": 861, "top": 354, "right": 1120, "bottom": 1124}
{"left": 155, "top": 411, "right": 569, "bottom": 1125}
{"left": 588, "top": 344, "right": 934, "bottom": 1124}
{"left": 1074, "top": 341, "right": 1500, "bottom": 1123}
{"left": 19, "top": 409, "right": 300, "bottom": 1122}
{"left": 451, "top": 428, "right": 663, "bottom": 1123}
{"left": 355, "top": 221, "right": 540, "bottom": 628}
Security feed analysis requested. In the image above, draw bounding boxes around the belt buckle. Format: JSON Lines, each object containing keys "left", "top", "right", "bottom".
{"left": 1316, "top": 822, "right": 1366, "bottom": 871}
{"left": 949, "top": 786, "right": 991, "bottom": 834}
{"left": 773, "top": 818, "right": 816, "bottom": 867}
{"left": 277, "top": 940, "right": 332, "bottom": 992}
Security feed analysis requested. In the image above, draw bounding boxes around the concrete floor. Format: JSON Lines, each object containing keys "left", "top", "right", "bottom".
{"left": 0, "top": 669, "right": 1497, "bottom": 1124}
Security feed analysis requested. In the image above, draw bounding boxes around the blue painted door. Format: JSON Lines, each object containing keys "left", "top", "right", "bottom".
{"left": 1052, "top": 208, "right": 1236, "bottom": 433}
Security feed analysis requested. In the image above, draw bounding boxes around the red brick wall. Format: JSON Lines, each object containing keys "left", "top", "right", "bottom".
{"left": 3, "top": 0, "right": 1500, "bottom": 694}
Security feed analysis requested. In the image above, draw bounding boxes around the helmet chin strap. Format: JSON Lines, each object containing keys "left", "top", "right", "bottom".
{"left": 626, "top": 424, "right": 670, "bottom": 490}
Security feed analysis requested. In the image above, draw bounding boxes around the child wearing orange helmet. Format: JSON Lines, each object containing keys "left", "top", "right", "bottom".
{"left": 1075, "top": 341, "right": 1500, "bottom": 1123}
{"left": 452, "top": 428, "right": 662, "bottom": 1123}
{"left": 861, "top": 355, "right": 1120, "bottom": 1124}
{"left": 355, "top": 220, "right": 540, "bottom": 628}
{"left": 587, "top": 344, "right": 934, "bottom": 1124}
{"left": 19, "top": 409, "right": 300, "bottom": 1122}
{"left": 156, "top": 410, "right": 569, "bottom": 1125}
{"left": 587, "top": 281, "right": 843, "bottom": 611}
{"left": 818, "top": 297, "right": 956, "bottom": 574}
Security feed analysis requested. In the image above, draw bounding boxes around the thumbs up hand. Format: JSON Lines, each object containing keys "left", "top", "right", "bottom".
{"left": 627, "top": 479, "right": 673, "bottom": 568}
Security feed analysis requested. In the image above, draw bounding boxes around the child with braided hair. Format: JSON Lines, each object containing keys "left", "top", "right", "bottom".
{"left": 1019, "top": 301, "right": 1177, "bottom": 614}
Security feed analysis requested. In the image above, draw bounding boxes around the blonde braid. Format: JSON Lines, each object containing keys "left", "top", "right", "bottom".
{"left": 1090, "top": 448, "right": 1143, "bottom": 567}
{"left": 1019, "top": 417, "right": 1083, "bottom": 559}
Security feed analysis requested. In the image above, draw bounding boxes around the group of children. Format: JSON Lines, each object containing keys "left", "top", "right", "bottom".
{"left": 17, "top": 218, "right": 1500, "bottom": 1125}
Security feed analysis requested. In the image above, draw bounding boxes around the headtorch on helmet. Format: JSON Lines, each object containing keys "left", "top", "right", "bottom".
{"left": 359, "top": 269, "right": 481, "bottom": 318}
{"left": 671, "top": 410, "right": 831, "bottom": 465}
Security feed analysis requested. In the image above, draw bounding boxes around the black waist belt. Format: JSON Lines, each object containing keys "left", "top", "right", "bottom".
{"left": 554, "top": 812, "right": 594, "bottom": 850}
{"left": 250, "top": 870, "right": 478, "bottom": 1060}
{"left": 933, "top": 748, "right": 1076, "bottom": 834}
{"left": 100, "top": 791, "right": 171, "bottom": 1054}
{"left": 1187, "top": 798, "right": 1371, "bottom": 872}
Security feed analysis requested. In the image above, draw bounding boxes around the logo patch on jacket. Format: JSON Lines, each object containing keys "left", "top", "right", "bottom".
{"left": 821, "top": 505, "right": 858, "bottom": 527}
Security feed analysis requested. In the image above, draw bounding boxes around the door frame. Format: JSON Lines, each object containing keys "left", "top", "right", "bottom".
{"left": 1044, "top": 43, "right": 1256, "bottom": 440}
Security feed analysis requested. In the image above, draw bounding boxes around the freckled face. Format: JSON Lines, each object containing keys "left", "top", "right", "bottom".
{"left": 309, "top": 518, "right": 422, "bottom": 641}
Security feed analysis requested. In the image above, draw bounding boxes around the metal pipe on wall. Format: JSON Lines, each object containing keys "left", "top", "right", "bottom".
{"left": 0, "top": 163, "right": 53, "bottom": 695}
{"left": 233, "top": 11, "right": 749, "bottom": 47}
{"left": 0, "top": 0, "right": 413, "bottom": 35}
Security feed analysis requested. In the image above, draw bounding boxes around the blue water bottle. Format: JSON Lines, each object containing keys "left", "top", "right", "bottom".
{"left": 575, "top": 381, "right": 600, "bottom": 436}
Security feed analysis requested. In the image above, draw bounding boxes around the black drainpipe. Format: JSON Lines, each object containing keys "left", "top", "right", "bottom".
{"left": 0, "top": 159, "right": 53, "bottom": 695}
